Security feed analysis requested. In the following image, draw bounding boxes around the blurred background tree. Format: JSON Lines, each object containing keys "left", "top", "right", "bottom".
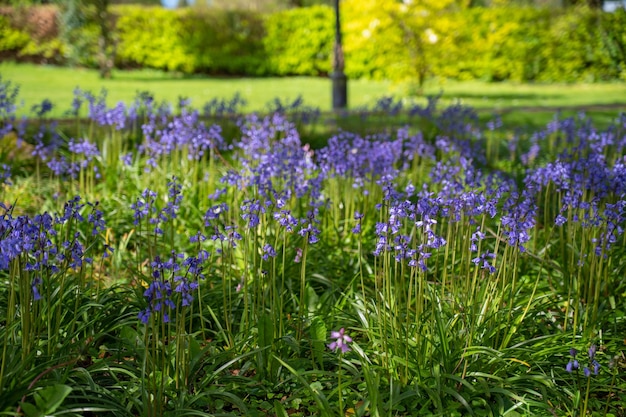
{"left": 57, "top": 0, "right": 114, "bottom": 78}
{"left": 202, "top": 0, "right": 331, "bottom": 11}
{"left": 0, "top": 0, "right": 606, "bottom": 7}
{"left": 488, "top": 0, "right": 604, "bottom": 6}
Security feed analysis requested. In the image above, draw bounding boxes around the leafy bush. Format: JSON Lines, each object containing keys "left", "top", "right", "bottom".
{"left": 340, "top": 2, "right": 626, "bottom": 83}
{"left": 0, "top": 12, "right": 65, "bottom": 64}
{"left": 115, "top": 6, "right": 267, "bottom": 75}
{"left": 115, "top": 6, "right": 194, "bottom": 72}
{"left": 18, "top": 37, "right": 65, "bottom": 63}
{"left": 600, "top": 7, "right": 626, "bottom": 80}
{"left": 264, "top": 5, "right": 333, "bottom": 76}
{"left": 540, "top": 6, "right": 625, "bottom": 82}
{"left": 181, "top": 9, "right": 268, "bottom": 75}
{"left": 428, "top": 7, "right": 552, "bottom": 82}
{"left": 0, "top": 15, "right": 31, "bottom": 53}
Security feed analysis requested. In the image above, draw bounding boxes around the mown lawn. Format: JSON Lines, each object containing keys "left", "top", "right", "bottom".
{"left": 3, "top": 62, "right": 626, "bottom": 118}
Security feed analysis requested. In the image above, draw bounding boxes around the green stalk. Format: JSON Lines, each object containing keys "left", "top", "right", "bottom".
{"left": 581, "top": 374, "right": 591, "bottom": 417}
{"left": 337, "top": 352, "right": 344, "bottom": 417}
{"left": 297, "top": 237, "right": 309, "bottom": 340}
{"left": 501, "top": 246, "right": 519, "bottom": 350}
{"left": 272, "top": 230, "right": 280, "bottom": 337}
{"left": 357, "top": 221, "right": 365, "bottom": 302}
{"left": 279, "top": 232, "right": 287, "bottom": 338}
{"left": 1, "top": 260, "right": 19, "bottom": 393}
{"left": 142, "top": 318, "right": 152, "bottom": 417}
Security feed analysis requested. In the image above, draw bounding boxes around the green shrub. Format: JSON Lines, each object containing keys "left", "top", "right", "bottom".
{"left": 115, "top": 6, "right": 194, "bottom": 73}
{"left": 19, "top": 38, "right": 65, "bottom": 63}
{"left": 264, "top": 6, "right": 333, "bottom": 76}
{"left": 0, "top": 15, "right": 31, "bottom": 53}
{"left": 181, "top": 9, "right": 268, "bottom": 76}
{"left": 540, "top": 7, "right": 622, "bottom": 82}
{"left": 115, "top": 6, "right": 267, "bottom": 75}
{"left": 600, "top": 7, "right": 626, "bottom": 80}
{"left": 0, "top": 12, "right": 65, "bottom": 64}
{"left": 428, "top": 7, "right": 552, "bottom": 82}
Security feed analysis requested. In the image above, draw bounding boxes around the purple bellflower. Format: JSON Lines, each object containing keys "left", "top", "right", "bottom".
{"left": 328, "top": 328, "right": 352, "bottom": 353}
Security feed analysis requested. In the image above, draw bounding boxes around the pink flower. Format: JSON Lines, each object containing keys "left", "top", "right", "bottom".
{"left": 328, "top": 328, "right": 352, "bottom": 353}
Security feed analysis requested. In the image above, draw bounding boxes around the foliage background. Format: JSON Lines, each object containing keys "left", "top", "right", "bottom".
{"left": 1, "top": 3, "right": 626, "bottom": 82}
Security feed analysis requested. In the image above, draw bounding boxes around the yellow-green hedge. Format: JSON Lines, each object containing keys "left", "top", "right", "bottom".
{"left": 115, "top": 6, "right": 267, "bottom": 75}
{"left": 263, "top": 6, "right": 334, "bottom": 76}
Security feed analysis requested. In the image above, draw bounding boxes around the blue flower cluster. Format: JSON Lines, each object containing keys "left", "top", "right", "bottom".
{"left": 137, "top": 249, "right": 209, "bottom": 324}
{"left": 3, "top": 76, "right": 625, "bottom": 302}
{"left": 566, "top": 345, "right": 601, "bottom": 377}
{"left": 0, "top": 197, "right": 106, "bottom": 300}
{"left": 133, "top": 178, "right": 211, "bottom": 324}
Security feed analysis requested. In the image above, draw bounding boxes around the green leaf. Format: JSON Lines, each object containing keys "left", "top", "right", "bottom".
{"left": 273, "top": 400, "right": 289, "bottom": 417}
{"left": 305, "top": 285, "right": 319, "bottom": 315}
{"left": 258, "top": 313, "right": 274, "bottom": 350}
{"left": 309, "top": 316, "right": 327, "bottom": 369}
{"left": 258, "top": 312, "right": 275, "bottom": 378}
{"left": 28, "top": 384, "right": 72, "bottom": 416}
{"left": 272, "top": 355, "right": 333, "bottom": 417}
{"left": 19, "top": 402, "right": 41, "bottom": 417}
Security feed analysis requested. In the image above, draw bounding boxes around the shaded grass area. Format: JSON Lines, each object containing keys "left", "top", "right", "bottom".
{"left": 430, "top": 80, "right": 626, "bottom": 109}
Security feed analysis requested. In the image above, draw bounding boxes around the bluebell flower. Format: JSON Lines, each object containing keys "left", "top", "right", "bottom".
{"left": 70, "top": 87, "right": 83, "bottom": 117}
{"left": 31, "top": 277, "right": 42, "bottom": 301}
{"left": 294, "top": 247, "right": 302, "bottom": 263}
{"left": 566, "top": 345, "right": 601, "bottom": 376}
{"left": 588, "top": 344, "right": 597, "bottom": 359}
{"left": 226, "top": 226, "right": 242, "bottom": 248}
{"left": 274, "top": 210, "right": 298, "bottom": 232}
{"left": 203, "top": 92, "right": 247, "bottom": 118}
{"left": 592, "top": 360, "right": 600, "bottom": 375}
{"left": 131, "top": 189, "right": 157, "bottom": 225}
{"left": 161, "top": 177, "right": 183, "bottom": 221}
{"left": 472, "top": 251, "right": 496, "bottom": 274}
{"left": 121, "top": 152, "right": 133, "bottom": 166}
{"left": 262, "top": 243, "right": 277, "bottom": 261}
{"left": 190, "top": 231, "right": 206, "bottom": 243}
{"left": 87, "top": 202, "right": 106, "bottom": 235}
{"left": 566, "top": 360, "right": 579, "bottom": 373}
{"left": 62, "top": 196, "right": 85, "bottom": 222}
{"left": 31, "top": 98, "right": 53, "bottom": 118}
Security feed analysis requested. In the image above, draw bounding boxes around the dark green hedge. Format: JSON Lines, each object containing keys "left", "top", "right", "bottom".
{"left": 2, "top": 4, "right": 626, "bottom": 82}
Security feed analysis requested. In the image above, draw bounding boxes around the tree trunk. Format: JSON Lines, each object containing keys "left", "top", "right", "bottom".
{"left": 96, "top": 0, "right": 113, "bottom": 79}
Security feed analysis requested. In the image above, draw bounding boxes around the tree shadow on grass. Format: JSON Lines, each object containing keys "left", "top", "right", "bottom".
{"left": 109, "top": 72, "right": 289, "bottom": 83}
{"left": 441, "top": 92, "right": 563, "bottom": 101}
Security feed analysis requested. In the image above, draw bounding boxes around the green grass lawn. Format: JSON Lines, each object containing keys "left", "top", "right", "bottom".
{"left": 0, "top": 62, "right": 391, "bottom": 117}
{"left": 3, "top": 62, "right": 626, "bottom": 119}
